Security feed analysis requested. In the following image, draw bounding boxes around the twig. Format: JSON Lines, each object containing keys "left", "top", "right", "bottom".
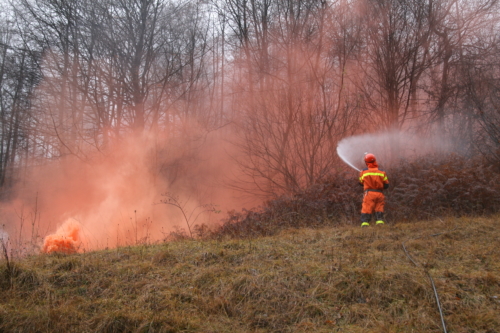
{"left": 161, "top": 193, "right": 216, "bottom": 239}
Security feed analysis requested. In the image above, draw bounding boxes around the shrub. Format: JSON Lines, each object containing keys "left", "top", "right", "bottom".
{"left": 214, "top": 154, "right": 500, "bottom": 238}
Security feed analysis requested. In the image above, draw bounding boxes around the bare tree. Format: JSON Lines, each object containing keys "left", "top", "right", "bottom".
{"left": 0, "top": 19, "right": 40, "bottom": 188}
{"left": 424, "top": 0, "right": 499, "bottom": 147}
{"left": 226, "top": 1, "right": 361, "bottom": 196}
{"left": 456, "top": 2, "right": 500, "bottom": 161}
{"left": 360, "top": 0, "right": 433, "bottom": 130}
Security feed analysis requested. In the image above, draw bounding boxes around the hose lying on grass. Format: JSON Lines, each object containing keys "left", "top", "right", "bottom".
{"left": 402, "top": 225, "right": 457, "bottom": 333}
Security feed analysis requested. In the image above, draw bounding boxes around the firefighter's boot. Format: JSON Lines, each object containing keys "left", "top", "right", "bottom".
{"left": 375, "top": 212, "right": 385, "bottom": 225}
{"left": 361, "top": 213, "right": 371, "bottom": 227}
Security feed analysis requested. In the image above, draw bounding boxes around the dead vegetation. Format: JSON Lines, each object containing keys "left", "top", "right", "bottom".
{"left": 215, "top": 154, "right": 500, "bottom": 239}
{"left": 1, "top": 215, "right": 499, "bottom": 332}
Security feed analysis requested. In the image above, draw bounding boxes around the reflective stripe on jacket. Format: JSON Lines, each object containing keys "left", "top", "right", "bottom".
{"left": 359, "top": 162, "right": 389, "bottom": 191}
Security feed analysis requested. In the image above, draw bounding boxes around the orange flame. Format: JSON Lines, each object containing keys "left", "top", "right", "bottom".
{"left": 42, "top": 220, "right": 81, "bottom": 254}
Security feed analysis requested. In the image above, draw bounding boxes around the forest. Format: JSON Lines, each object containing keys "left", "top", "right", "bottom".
{"left": 0, "top": 0, "right": 500, "bottom": 251}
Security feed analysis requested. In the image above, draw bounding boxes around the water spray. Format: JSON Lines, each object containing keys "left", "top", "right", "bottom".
{"left": 336, "top": 130, "right": 457, "bottom": 171}
{"left": 336, "top": 145, "right": 361, "bottom": 171}
{"left": 336, "top": 136, "right": 370, "bottom": 171}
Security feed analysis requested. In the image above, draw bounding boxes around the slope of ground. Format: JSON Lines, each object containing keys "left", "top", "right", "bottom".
{"left": 1, "top": 216, "right": 499, "bottom": 333}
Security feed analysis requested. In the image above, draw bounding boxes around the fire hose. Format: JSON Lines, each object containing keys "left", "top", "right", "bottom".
{"left": 402, "top": 226, "right": 457, "bottom": 333}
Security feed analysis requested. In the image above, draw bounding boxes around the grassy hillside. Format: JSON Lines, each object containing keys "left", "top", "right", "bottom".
{"left": 1, "top": 216, "right": 499, "bottom": 332}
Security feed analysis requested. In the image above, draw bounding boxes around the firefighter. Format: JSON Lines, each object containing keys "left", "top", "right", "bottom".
{"left": 359, "top": 153, "right": 389, "bottom": 227}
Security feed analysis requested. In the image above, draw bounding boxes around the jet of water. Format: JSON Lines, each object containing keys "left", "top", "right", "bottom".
{"left": 337, "top": 129, "right": 457, "bottom": 171}
{"left": 336, "top": 144, "right": 361, "bottom": 171}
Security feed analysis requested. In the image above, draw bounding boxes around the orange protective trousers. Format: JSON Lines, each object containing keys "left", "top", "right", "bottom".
{"left": 361, "top": 191, "right": 385, "bottom": 214}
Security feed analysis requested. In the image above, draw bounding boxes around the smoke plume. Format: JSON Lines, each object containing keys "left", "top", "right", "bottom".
{"left": 0, "top": 128, "right": 248, "bottom": 254}
{"left": 42, "top": 219, "right": 81, "bottom": 254}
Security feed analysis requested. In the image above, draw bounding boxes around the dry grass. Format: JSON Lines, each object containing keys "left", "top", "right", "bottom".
{"left": 1, "top": 216, "right": 499, "bottom": 332}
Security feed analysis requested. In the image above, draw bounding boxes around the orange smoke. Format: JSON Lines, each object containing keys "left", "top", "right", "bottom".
{"left": 1, "top": 129, "right": 252, "bottom": 253}
{"left": 42, "top": 220, "right": 81, "bottom": 254}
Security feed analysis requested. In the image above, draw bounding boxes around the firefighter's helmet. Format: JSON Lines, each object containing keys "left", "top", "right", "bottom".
{"left": 364, "top": 153, "right": 376, "bottom": 164}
